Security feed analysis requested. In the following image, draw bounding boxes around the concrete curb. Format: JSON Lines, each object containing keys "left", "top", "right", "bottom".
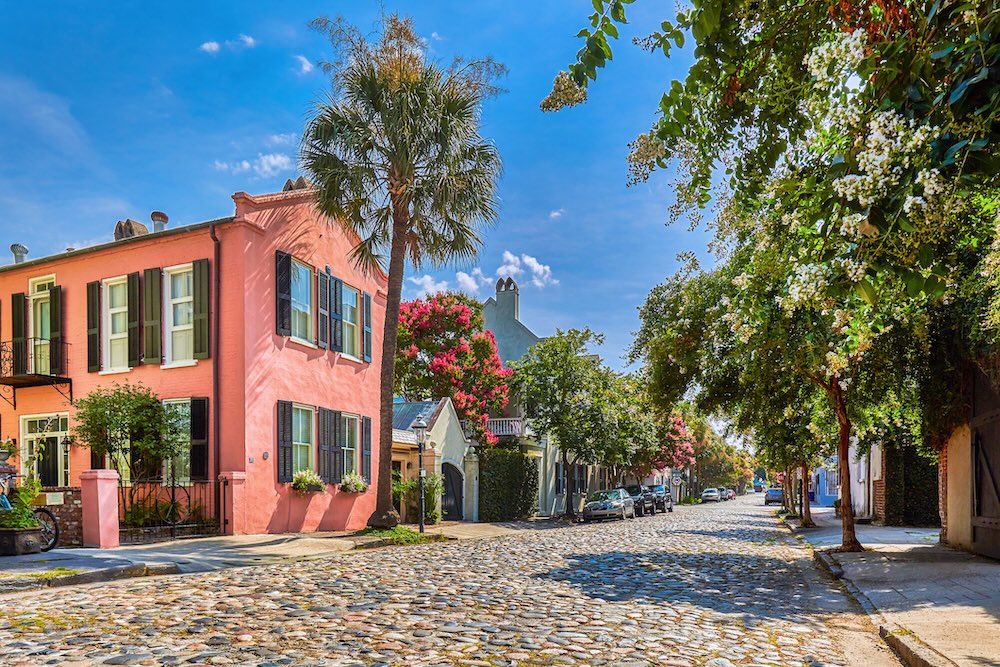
{"left": 0, "top": 561, "right": 181, "bottom": 595}
{"left": 776, "top": 513, "right": 958, "bottom": 667}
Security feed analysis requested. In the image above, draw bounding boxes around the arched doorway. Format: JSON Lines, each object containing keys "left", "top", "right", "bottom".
{"left": 442, "top": 463, "right": 464, "bottom": 521}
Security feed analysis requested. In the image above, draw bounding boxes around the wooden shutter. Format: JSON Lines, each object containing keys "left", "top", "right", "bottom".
{"left": 11, "top": 293, "right": 26, "bottom": 375}
{"left": 48, "top": 285, "right": 62, "bottom": 375}
{"left": 127, "top": 271, "right": 140, "bottom": 368}
{"left": 36, "top": 439, "right": 58, "bottom": 487}
{"left": 332, "top": 410, "right": 344, "bottom": 483}
{"left": 275, "top": 251, "right": 292, "bottom": 336}
{"left": 142, "top": 268, "right": 162, "bottom": 364}
{"left": 193, "top": 259, "right": 210, "bottom": 359}
{"left": 86, "top": 281, "right": 100, "bottom": 372}
{"left": 276, "top": 400, "right": 293, "bottom": 483}
{"left": 318, "top": 407, "right": 334, "bottom": 483}
{"left": 189, "top": 397, "right": 209, "bottom": 480}
{"left": 317, "top": 270, "right": 330, "bottom": 350}
{"left": 330, "top": 277, "right": 344, "bottom": 352}
{"left": 361, "top": 415, "right": 372, "bottom": 482}
{"left": 555, "top": 462, "right": 563, "bottom": 495}
{"left": 362, "top": 291, "right": 373, "bottom": 362}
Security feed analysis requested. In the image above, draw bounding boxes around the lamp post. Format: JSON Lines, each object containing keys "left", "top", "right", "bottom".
{"left": 410, "top": 413, "right": 429, "bottom": 533}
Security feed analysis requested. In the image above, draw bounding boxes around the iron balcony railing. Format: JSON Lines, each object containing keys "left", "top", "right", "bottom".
{"left": 0, "top": 338, "right": 68, "bottom": 380}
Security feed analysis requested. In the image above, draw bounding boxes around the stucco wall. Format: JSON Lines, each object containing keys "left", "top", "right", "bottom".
{"left": 945, "top": 424, "right": 973, "bottom": 548}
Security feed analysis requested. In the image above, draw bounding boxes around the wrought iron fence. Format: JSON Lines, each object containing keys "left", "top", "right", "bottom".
{"left": 118, "top": 477, "right": 221, "bottom": 544}
{"left": 0, "top": 338, "right": 67, "bottom": 377}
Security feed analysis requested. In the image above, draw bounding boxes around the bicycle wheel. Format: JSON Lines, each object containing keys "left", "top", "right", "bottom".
{"left": 158, "top": 499, "right": 184, "bottom": 525}
{"left": 34, "top": 508, "right": 59, "bottom": 552}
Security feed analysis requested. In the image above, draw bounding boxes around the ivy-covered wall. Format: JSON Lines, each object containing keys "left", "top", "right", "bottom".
{"left": 883, "top": 444, "right": 940, "bottom": 527}
{"left": 478, "top": 447, "right": 538, "bottom": 521}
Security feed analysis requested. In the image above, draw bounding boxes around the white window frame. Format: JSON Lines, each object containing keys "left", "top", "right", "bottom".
{"left": 341, "top": 284, "right": 361, "bottom": 360}
{"left": 292, "top": 404, "right": 316, "bottom": 473}
{"left": 20, "top": 413, "right": 70, "bottom": 488}
{"left": 290, "top": 260, "right": 314, "bottom": 346}
{"left": 162, "top": 399, "right": 192, "bottom": 483}
{"left": 27, "top": 274, "right": 55, "bottom": 374}
{"left": 102, "top": 275, "right": 130, "bottom": 373}
{"left": 342, "top": 413, "right": 359, "bottom": 474}
{"left": 163, "top": 263, "right": 196, "bottom": 367}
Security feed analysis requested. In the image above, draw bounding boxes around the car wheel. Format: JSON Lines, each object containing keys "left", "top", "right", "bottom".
{"left": 620, "top": 508, "right": 627, "bottom": 521}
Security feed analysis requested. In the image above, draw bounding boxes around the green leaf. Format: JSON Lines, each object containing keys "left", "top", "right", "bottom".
{"left": 918, "top": 244, "right": 934, "bottom": 268}
{"left": 610, "top": 1, "right": 627, "bottom": 22}
{"left": 905, "top": 272, "right": 924, "bottom": 298}
{"left": 674, "top": 30, "right": 685, "bottom": 48}
{"left": 928, "top": 0, "right": 942, "bottom": 23}
{"left": 856, "top": 279, "right": 878, "bottom": 306}
{"left": 604, "top": 21, "right": 619, "bottom": 38}
{"left": 924, "top": 276, "right": 946, "bottom": 298}
{"left": 931, "top": 44, "right": 954, "bottom": 59}
{"left": 592, "top": 0, "right": 604, "bottom": 14}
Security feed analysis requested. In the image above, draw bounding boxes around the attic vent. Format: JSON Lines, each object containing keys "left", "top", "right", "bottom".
{"left": 114, "top": 219, "right": 149, "bottom": 241}
{"left": 282, "top": 176, "right": 313, "bottom": 192}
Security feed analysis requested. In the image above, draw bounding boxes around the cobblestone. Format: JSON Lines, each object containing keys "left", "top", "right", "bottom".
{"left": 0, "top": 497, "right": 883, "bottom": 666}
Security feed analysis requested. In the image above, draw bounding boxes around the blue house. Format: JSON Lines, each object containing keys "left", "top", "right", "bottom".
{"left": 811, "top": 457, "right": 840, "bottom": 507}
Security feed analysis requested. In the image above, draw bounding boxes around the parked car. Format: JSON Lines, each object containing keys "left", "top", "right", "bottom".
{"left": 625, "top": 484, "right": 657, "bottom": 516}
{"left": 701, "top": 488, "right": 721, "bottom": 503}
{"left": 764, "top": 487, "right": 784, "bottom": 506}
{"left": 717, "top": 487, "right": 730, "bottom": 501}
{"left": 650, "top": 484, "right": 674, "bottom": 513}
{"left": 582, "top": 489, "right": 635, "bottom": 522}
{"left": 725, "top": 488, "right": 736, "bottom": 500}
{"left": 753, "top": 483, "right": 764, "bottom": 493}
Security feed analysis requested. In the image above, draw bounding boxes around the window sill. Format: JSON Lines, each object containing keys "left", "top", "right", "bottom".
{"left": 161, "top": 360, "right": 198, "bottom": 370}
{"left": 98, "top": 368, "right": 131, "bottom": 376}
{"left": 287, "top": 337, "right": 318, "bottom": 350}
{"left": 338, "top": 353, "right": 364, "bottom": 364}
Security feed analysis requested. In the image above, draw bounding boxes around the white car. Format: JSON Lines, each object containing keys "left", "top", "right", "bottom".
{"left": 701, "top": 488, "right": 721, "bottom": 503}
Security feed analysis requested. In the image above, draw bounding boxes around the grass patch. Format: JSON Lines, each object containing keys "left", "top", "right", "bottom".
{"left": 353, "top": 526, "right": 429, "bottom": 545}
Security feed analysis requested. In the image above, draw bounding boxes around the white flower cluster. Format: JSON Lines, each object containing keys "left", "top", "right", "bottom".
{"left": 732, "top": 273, "right": 750, "bottom": 289}
{"left": 805, "top": 30, "right": 867, "bottom": 88}
{"left": 780, "top": 263, "right": 831, "bottom": 312}
{"left": 839, "top": 258, "right": 868, "bottom": 282}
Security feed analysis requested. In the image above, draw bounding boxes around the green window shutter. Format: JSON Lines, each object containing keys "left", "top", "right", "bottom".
{"left": 193, "top": 258, "right": 210, "bottom": 359}
{"left": 275, "top": 251, "right": 292, "bottom": 336}
{"left": 142, "top": 268, "right": 162, "bottom": 364}
{"left": 318, "top": 407, "right": 333, "bottom": 483}
{"left": 332, "top": 411, "right": 344, "bottom": 483}
{"left": 48, "top": 285, "right": 62, "bottom": 375}
{"left": 362, "top": 291, "right": 373, "bottom": 362}
{"left": 86, "top": 281, "right": 100, "bottom": 372}
{"left": 11, "top": 292, "right": 26, "bottom": 375}
{"left": 330, "top": 277, "right": 343, "bottom": 352}
{"left": 127, "top": 272, "right": 140, "bottom": 368}
{"left": 317, "top": 270, "right": 330, "bottom": 350}
{"left": 190, "top": 397, "right": 209, "bottom": 480}
{"left": 361, "top": 415, "right": 372, "bottom": 482}
{"left": 277, "top": 400, "right": 293, "bottom": 483}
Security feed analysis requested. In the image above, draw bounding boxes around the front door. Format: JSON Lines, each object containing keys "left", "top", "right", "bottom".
{"left": 21, "top": 415, "right": 69, "bottom": 488}
{"left": 441, "top": 462, "right": 463, "bottom": 521}
{"left": 972, "top": 369, "right": 1000, "bottom": 560}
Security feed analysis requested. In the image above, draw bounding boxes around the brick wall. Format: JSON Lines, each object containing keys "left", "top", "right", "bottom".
{"left": 873, "top": 450, "right": 887, "bottom": 523}
{"left": 37, "top": 487, "right": 83, "bottom": 547}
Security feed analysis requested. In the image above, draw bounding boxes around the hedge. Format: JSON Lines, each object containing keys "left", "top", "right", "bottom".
{"left": 478, "top": 447, "right": 539, "bottom": 521}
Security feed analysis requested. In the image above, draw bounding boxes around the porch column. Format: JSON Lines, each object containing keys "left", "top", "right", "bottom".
{"left": 80, "top": 469, "right": 119, "bottom": 548}
{"left": 464, "top": 449, "right": 479, "bottom": 522}
{"left": 219, "top": 471, "right": 247, "bottom": 535}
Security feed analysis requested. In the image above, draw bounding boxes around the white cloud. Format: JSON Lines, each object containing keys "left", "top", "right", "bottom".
{"left": 548, "top": 208, "right": 565, "bottom": 220}
{"left": 213, "top": 159, "right": 250, "bottom": 174}
{"left": 294, "top": 55, "right": 314, "bottom": 74}
{"left": 267, "top": 133, "right": 297, "bottom": 146}
{"left": 213, "top": 153, "right": 292, "bottom": 178}
{"left": 496, "top": 250, "right": 522, "bottom": 278}
{"left": 408, "top": 274, "right": 448, "bottom": 299}
{"left": 455, "top": 267, "right": 491, "bottom": 295}
{"left": 239, "top": 34, "right": 257, "bottom": 48}
{"left": 199, "top": 41, "right": 220, "bottom": 54}
{"left": 430, "top": 31, "right": 444, "bottom": 41}
{"left": 522, "top": 254, "right": 558, "bottom": 287}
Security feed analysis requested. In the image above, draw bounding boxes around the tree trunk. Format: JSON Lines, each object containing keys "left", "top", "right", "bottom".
{"left": 366, "top": 212, "right": 409, "bottom": 529}
{"left": 831, "top": 380, "right": 863, "bottom": 551}
{"left": 801, "top": 461, "right": 814, "bottom": 527}
{"left": 562, "top": 448, "right": 575, "bottom": 518}
{"left": 783, "top": 466, "right": 794, "bottom": 513}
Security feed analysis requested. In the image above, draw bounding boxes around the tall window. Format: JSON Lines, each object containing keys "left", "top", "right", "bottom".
{"left": 342, "top": 286, "right": 360, "bottom": 357}
{"left": 292, "top": 405, "right": 315, "bottom": 472}
{"left": 28, "top": 276, "right": 54, "bottom": 373}
{"left": 104, "top": 277, "right": 129, "bottom": 371}
{"left": 21, "top": 414, "right": 69, "bottom": 487}
{"left": 163, "top": 399, "right": 191, "bottom": 482}
{"left": 291, "top": 260, "right": 313, "bottom": 343}
{"left": 342, "top": 414, "right": 359, "bottom": 474}
{"left": 165, "top": 266, "right": 194, "bottom": 364}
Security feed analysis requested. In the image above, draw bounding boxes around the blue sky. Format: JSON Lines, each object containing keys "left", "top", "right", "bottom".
{"left": 0, "top": 1, "right": 711, "bottom": 370}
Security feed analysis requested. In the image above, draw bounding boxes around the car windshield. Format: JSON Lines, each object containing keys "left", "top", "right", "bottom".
{"left": 703, "top": 489, "right": 716, "bottom": 494}
{"left": 624, "top": 485, "right": 642, "bottom": 495}
{"left": 587, "top": 490, "right": 619, "bottom": 502}
{"left": 652, "top": 485, "right": 665, "bottom": 492}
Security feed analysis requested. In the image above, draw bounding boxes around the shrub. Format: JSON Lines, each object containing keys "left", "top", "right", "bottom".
{"left": 0, "top": 476, "right": 41, "bottom": 529}
{"left": 403, "top": 473, "right": 444, "bottom": 524}
{"left": 354, "top": 525, "right": 429, "bottom": 545}
{"left": 478, "top": 447, "right": 538, "bottom": 521}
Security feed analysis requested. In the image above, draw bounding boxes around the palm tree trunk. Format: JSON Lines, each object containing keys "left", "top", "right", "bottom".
{"left": 831, "top": 380, "right": 863, "bottom": 551}
{"left": 367, "top": 212, "right": 408, "bottom": 529}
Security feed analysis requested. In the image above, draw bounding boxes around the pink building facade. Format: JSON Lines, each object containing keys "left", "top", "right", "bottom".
{"left": 0, "top": 186, "right": 385, "bottom": 535}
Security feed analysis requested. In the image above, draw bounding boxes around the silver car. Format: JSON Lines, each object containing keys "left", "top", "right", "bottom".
{"left": 582, "top": 489, "right": 635, "bottom": 521}
{"left": 701, "top": 488, "right": 721, "bottom": 503}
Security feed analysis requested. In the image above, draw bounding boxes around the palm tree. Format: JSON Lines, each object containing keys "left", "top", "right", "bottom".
{"left": 301, "top": 15, "right": 503, "bottom": 528}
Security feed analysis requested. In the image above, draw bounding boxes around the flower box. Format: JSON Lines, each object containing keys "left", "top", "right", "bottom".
{"left": 0, "top": 527, "right": 43, "bottom": 556}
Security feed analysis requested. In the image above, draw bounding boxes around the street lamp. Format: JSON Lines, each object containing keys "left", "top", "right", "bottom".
{"left": 410, "top": 412, "right": 429, "bottom": 533}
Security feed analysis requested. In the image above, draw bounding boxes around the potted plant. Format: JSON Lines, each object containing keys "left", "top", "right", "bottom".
{"left": 833, "top": 498, "right": 841, "bottom": 518}
{"left": 340, "top": 471, "right": 369, "bottom": 494}
{"left": 0, "top": 476, "right": 44, "bottom": 556}
{"left": 291, "top": 469, "right": 326, "bottom": 494}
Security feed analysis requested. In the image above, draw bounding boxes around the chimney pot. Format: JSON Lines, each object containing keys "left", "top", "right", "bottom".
{"left": 10, "top": 243, "right": 28, "bottom": 264}
{"left": 150, "top": 211, "right": 169, "bottom": 233}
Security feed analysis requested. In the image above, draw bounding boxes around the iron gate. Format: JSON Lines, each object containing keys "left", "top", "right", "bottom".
{"left": 119, "top": 477, "right": 221, "bottom": 544}
{"left": 971, "top": 369, "right": 1000, "bottom": 559}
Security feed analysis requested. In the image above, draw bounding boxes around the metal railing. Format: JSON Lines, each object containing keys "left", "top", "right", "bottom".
{"left": 0, "top": 338, "right": 67, "bottom": 378}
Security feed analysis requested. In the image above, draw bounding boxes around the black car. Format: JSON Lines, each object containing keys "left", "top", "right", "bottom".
{"left": 650, "top": 484, "right": 674, "bottom": 513}
{"left": 624, "top": 484, "right": 656, "bottom": 517}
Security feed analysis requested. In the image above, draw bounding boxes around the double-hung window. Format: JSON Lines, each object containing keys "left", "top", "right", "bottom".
{"left": 163, "top": 399, "right": 192, "bottom": 483}
{"left": 165, "top": 266, "right": 194, "bottom": 364}
{"left": 290, "top": 260, "right": 313, "bottom": 343}
{"left": 342, "top": 286, "right": 360, "bottom": 358}
{"left": 103, "top": 277, "right": 129, "bottom": 371}
{"left": 292, "top": 405, "right": 315, "bottom": 473}
{"left": 342, "top": 413, "right": 359, "bottom": 474}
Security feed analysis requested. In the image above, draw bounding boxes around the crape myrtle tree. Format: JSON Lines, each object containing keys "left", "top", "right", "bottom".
{"left": 302, "top": 14, "right": 504, "bottom": 527}
{"left": 395, "top": 291, "right": 512, "bottom": 445}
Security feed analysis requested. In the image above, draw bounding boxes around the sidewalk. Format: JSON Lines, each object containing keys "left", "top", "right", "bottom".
{"left": 783, "top": 505, "right": 1000, "bottom": 667}
{"left": 0, "top": 519, "right": 544, "bottom": 592}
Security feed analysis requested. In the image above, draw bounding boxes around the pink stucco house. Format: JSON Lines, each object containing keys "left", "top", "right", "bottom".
{"left": 0, "top": 182, "right": 385, "bottom": 538}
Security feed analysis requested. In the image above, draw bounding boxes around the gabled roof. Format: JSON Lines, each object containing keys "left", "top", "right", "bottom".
{"left": 392, "top": 399, "right": 447, "bottom": 432}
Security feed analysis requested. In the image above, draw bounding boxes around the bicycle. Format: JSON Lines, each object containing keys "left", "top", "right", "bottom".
{"left": 0, "top": 471, "right": 60, "bottom": 551}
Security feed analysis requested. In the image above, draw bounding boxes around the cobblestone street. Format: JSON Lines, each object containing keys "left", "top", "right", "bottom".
{"left": 0, "top": 496, "right": 897, "bottom": 667}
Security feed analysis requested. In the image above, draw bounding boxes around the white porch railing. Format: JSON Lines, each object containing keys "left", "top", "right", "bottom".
{"left": 461, "top": 417, "right": 525, "bottom": 439}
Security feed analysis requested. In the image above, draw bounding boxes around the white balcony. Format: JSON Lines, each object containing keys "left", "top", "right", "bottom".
{"left": 462, "top": 417, "right": 527, "bottom": 439}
